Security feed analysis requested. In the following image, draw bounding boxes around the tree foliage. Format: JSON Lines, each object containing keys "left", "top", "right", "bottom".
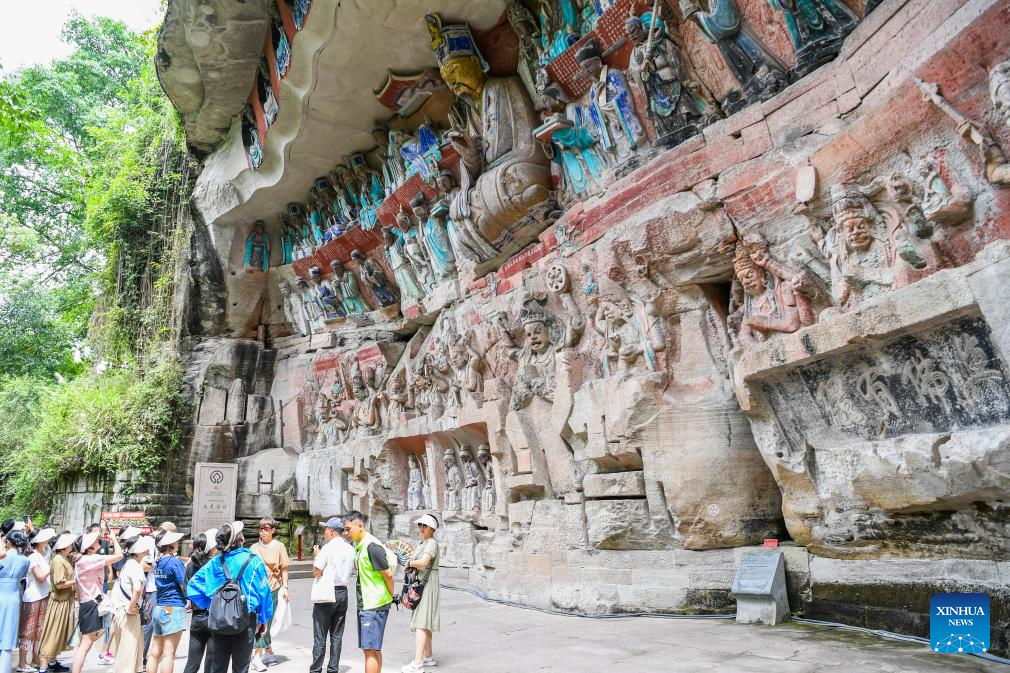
{"left": 0, "top": 13, "right": 192, "bottom": 517}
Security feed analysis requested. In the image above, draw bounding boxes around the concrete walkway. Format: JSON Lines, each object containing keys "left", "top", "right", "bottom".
{"left": 77, "top": 578, "right": 1003, "bottom": 673}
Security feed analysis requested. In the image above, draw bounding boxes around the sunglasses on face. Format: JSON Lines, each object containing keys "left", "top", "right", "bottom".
{"left": 417, "top": 523, "right": 429, "bottom": 529}
{"left": 259, "top": 526, "right": 273, "bottom": 531}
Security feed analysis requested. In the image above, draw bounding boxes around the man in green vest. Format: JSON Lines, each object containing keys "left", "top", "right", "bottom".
{"left": 343, "top": 511, "right": 395, "bottom": 673}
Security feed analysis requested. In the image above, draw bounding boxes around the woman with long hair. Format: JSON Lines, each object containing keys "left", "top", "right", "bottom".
{"left": 180, "top": 531, "right": 216, "bottom": 673}
{"left": 37, "top": 534, "right": 76, "bottom": 673}
{"left": 400, "top": 514, "right": 441, "bottom": 673}
{"left": 110, "top": 537, "right": 152, "bottom": 673}
{"left": 186, "top": 523, "right": 273, "bottom": 673}
{"left": 146, "top": 532, "right": 186, "bottom": 673}
{"left": 18, "top": 528, "right": 56, "bottom": 672}
{"left": 0, "top": 531, "right": 31, "bottom": 673}
{"left": 70, "top": 525, "right": 123, "bottom": 673}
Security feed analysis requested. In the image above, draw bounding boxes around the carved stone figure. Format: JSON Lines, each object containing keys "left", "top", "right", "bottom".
{"left": 305, "top": 192, "right": 327, "bottom": 246}
{"left": 540, "top": 81, "right": 608, "bottom": 197}
{"left": 350, "top": 250, "right": 397, "bottom": 308}
{"left": 442, "top": 448, "right": 463, "bottom": 513}
{"left": 331, "top": 260, "right": 370, "bottom": 315}
{"left": 395, "top": 210, "right": 436, "bottom": 292}
{"left": 412, "top": 194, "right": 456, "bottom": 281}
{"left": 279, "top": 281, "right": 311, "bottom": 337}
{"left": 272, "top": 13, "right": 291, "bottom": 80}
{"left": 477, "top": 444, "right": 495, "bottom": 513}
{"left": 350, "top": 361, "right": 384, "bottom": 433}
{"left": 298, "top": 277, "right": 326, "bottom": 331}
{"left": 577, "top": 39, "right": 645, "bottom": 165}
{"left": 406, "top": 454, "right": 427, "bottom": 511}
{"left": 350, "top": 152, "right": 385, "bottom": 229}
{"left": 383, "top": 223, "right": 426, "bottom": 302}
{"left": 310, "top": 266, "right": 346, "bottom": 322}
{"left": 917, "top": 78, "right": 1010, "bottom": 186}
{"left": 679, "top": 0, "right": 786, "bottom": 112}
{"left": 590, "top": 276, "right": 666, "bottom": 376}
{"left": 825, "top": 189, "right": 937, "bottom": 311}
{"left": 241, "top": 105, "right": 263, "bottom": 168}
{"left": 243, "top": 220, "right": 270, "bottom": 271}
{"left": 280, "top": 214, "right": 298, "bottom": 265}
{"left": 257, "top": 58, "right": 279, "bottom": 126}
{"left": 506, "top": 0, "right": 543, "bottom": 107}
{"left": 436, "top": 170, "right": 498, "bottom": 265}
{"left": 626, "top": 14, "right": 713, "bottom": 144}
{"left": 459, "top": 445, "right": 481, "bottom": 513}
{"left": 769, "top": 0, "right": 856, "bottom": 77}
{"left": 428, "top": 14, "right": 551, "bottom": 245}
{"left": 730, "top": 239, "right": 804, "bottom": 347}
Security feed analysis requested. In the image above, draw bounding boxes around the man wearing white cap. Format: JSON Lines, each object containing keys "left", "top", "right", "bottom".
{"left": 309, "top": 518, "right": 355, "bottom": 673}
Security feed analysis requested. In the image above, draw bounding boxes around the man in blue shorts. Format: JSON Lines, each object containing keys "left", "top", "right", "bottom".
{"left": 343, "top": 512, "right": 394, "bottom": 673}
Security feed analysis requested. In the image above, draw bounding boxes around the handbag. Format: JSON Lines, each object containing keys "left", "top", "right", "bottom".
{"left": 310, "top": 559, "right": 336, "bottom": 604}
{"left": 399, "top": 568, "right": 424, "bottom": 610}
{"left": 270, "top": 594, "right": 292, "bottom": 637}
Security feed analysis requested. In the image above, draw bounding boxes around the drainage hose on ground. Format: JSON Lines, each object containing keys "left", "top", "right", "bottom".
{"left": 442, "top": 584, "right": 1010, "bottom": 666}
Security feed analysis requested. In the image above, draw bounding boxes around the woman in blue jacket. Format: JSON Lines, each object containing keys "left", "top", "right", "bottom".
{"left": 186, "top": 523, "right": 273, "bottom": 673}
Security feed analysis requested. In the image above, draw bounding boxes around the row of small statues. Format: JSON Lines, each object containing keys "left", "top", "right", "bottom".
{"left": 407, "top": 448, "right": 496, "bottom": 515}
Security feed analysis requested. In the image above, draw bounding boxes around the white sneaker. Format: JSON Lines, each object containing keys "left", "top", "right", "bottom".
{"left": 251, "top": 657, "right": 267, "bottom": 672}
{"left": 261, "top": 653, "right": 278, "bottom": 666}
{"left": 401, "top": 663, "right": 424, "bottom": 673}
{"left": 423, "top": 657, "right": 437, "bottom": 667}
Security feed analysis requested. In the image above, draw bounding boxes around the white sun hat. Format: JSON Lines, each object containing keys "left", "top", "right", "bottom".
{"left": 159, "top": 531, "right": 185, "bottom": 547}
{"left": 129, "top": 536, "right": 156, "bottom": 556}
{"left": 53, "top": 533, "right": 76, "bottom": 551}
{"left": 415, "top": 514, "right": 440, "bottom": 530}
{"left": 31, "top": 528, "right": 56, "bottom": 545}
{"left": 203, "top": 529, "right": 219, "bottom": 553}
{"left": 79, "top": 531, "right": 100, "bottom": 552}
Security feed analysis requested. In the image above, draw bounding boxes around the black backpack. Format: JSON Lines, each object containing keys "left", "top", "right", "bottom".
{"left": 208, "top": 554, "right": 253, "bottom": 635}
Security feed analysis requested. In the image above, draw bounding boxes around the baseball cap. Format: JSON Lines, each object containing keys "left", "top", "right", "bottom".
{"left": 320, "top": 517, "right": 344, "bottom": 531}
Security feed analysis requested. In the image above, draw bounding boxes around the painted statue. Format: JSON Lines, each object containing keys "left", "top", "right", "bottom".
{"left": 257, "top": 58, "right": 279, "bottom": 126}
{"left": 679, "top": 0, "right": 786, "bottom": 111}
{"left": 350, "top": 249, "right": 397, "bottom": 307}
{"left": 306, "top": 192, "right": 327, "bottom": 246}
{"left": 395, "top": 210, "right": 436, "bottom": 292}
{"left": 241, "top": 105, "right": 263, "bottom": 169}
{"left": 298, "top": 277, "right": 326, "bottom": 331}
{"left": 730, "top": 238, "right": 805, "bottom": 347}
{"left": 406, "top": 454, "right": 427, "bottom": 511}
{"left": 279, "top": 215, "right": 298, "bottom": 265}
{"left": 383, "top": 222, "right": 427, "bottom": 302}
{"left": 769, "top": 0, "right": 856, "bottom": 77}
{"left": 506, "top": 0, "right": 544, "bottom": 107}
{"left": 243, "top": 220, "right": 270, "bottom": 271}
{"left": 400, "top": 122, "right": 441, "bottom": 182}
{"left": 577, "top": 39, "right": 645, "bottom": 165}
{"left": 331, "top": 260, "right": 370, "bottom": 315}
{"left": 541, "top": 81, "right": 609, "bottom": 197}
{"left": 412, "top": 194, "right": 456, "bottom": 282}
{"left": 310, "top": 266, "right": 346, "bottom": 322}
{"left": 626, "top": 14, "right": 713, "bottom": 143}
{"left": 286, "top": 0, "right": 311, "bottom": 30}
{"left": 436, "top": 170, "right": 497, "bottom": 265}
{"left": 272, "top": 14, "right": 291, "bottom": 80}
{"left": 350, "top": 152, "right": 384, "bottom": 230}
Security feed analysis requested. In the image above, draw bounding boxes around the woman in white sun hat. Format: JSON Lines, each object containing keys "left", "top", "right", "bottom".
{"left": 146, "top": 531, "right": 186, "bottom": 673}
{"left": 17, "top": 528, "right": 56, "bottom": 672}
{"left": 111, "top": 537, "right": 153, "bottom": 673}
{"left": 400, "top": 513, "right": 441, "bottom": 673}
{"left": 37, "top": 533, "right": 76, "bottom": 673}
{"left": 70, "top": 524, "right": 123, "bottom": 673}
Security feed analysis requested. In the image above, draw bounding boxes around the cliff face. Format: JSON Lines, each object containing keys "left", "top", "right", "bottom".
{"left": 151, "top": 0, "right": 1010, "bottom": 651}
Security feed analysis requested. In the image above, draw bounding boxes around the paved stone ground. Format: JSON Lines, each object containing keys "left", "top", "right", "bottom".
{"left": 71, "top": 578, "right": 1003, "bottom": 673}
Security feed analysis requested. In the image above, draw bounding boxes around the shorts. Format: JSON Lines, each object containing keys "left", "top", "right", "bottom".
{"left": 78, "top": 599, "right": 103, "bottom": 636}
{"left": 153, "top": 606, "right": 186, "bottom": 636}
{"left": 356, "top": 608, "right": 389, "bottom": 651}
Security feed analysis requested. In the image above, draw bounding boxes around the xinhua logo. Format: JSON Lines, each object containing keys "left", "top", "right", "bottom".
{"left": 930, "top": 593, "right": 990, "bottom": 654}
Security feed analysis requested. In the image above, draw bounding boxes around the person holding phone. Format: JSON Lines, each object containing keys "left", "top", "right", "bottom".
{"left": 37, "top": 533, "right": 76, "bottom": 673}
{"left": 71, "top": 523, "right": 123, "bottom": 673}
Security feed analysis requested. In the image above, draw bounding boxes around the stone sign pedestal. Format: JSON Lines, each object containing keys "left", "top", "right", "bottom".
{"left": 732, "top": 551, "right": 789, "bottom": 625}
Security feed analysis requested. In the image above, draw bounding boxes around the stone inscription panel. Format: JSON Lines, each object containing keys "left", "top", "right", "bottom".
{"left": 760, "top": 316, "right": 1010, "bottom": 451}
{"left": 732, "top": 552, "right": 782, "bottom": 596}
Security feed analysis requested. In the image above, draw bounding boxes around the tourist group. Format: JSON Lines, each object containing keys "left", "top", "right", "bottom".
{"left": 0, "top": 512, "right": 442, "bottom": 673}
